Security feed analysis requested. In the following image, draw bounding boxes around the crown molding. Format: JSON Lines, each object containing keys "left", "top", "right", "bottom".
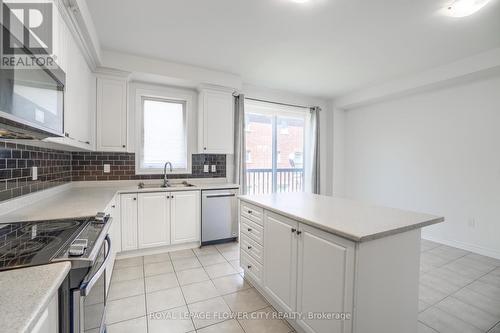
{"left": 55, "top": 0, "right": 102, "bottom": 70}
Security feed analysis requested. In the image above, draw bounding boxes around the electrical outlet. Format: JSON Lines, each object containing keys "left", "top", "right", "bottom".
{"left": 103, "top": 164, "right": 111, "bottom": 173}
{"left": 203, "top": 165, "right": 209, "bottom": 173}
{"left": 211, "top": 165, "right": 216, "bottom": 173}
{"left": 32, "top": 166, "right": 38, "bottom": 180}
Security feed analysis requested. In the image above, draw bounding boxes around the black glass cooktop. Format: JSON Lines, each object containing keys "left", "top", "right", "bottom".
{"left": 0, "top": 217, "right": 90, "bottom": 271}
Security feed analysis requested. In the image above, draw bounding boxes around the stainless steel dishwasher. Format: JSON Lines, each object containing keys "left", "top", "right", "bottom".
{"left": 201, "top": 188, "right": 239, "bottom": 245}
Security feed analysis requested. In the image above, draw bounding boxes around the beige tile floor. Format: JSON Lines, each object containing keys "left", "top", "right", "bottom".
{"left": 106, "top": 240, "right": 500, "bottom": 333}
{"left": 419, "top": 240, "right": 500, "bottom": 333}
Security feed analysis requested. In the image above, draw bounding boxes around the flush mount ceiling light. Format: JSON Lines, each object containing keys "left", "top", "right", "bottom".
{"left": 444, "top": 0, "right": 492, "bottom": 17}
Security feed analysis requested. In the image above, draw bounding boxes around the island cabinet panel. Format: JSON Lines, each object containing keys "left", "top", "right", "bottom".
{"left": 263, "top": 211, "right": 299, "bottom": 314}
{"left": 239, "top": 196, "right": 435, "bottom": 333}
{"left": 296, "top": 223, "right": 355, "bottom": 333}
{"left": 138, "top": 192, "right": 171, "bottom": 248}
{"left": 120, "top": 194, "right": 138, "bottom": 251}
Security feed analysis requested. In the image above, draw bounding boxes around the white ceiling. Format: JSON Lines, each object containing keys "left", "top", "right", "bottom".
{"left": 86, "top": 0, "right": 500, "bottom": 98}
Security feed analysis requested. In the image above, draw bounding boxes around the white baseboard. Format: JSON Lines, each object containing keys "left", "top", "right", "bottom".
{"left": 422, "top": 235, "right": 500, "bottom": 260}
{"left": 116, "top": 241, "right": 201, "bottom": 259}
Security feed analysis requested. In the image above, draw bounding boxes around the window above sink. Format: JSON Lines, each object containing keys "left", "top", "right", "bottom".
{"left": 133, "top": 84, "right": 197, "bottom": 175}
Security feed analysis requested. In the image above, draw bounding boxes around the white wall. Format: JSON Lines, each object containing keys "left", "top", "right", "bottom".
{"left": 342, "top": 74, "right": 500, "bottom": 259}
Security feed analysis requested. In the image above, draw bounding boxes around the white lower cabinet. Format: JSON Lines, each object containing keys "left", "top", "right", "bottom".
{"left": 31, "top": 293, "right": 58, "bottom": 333}
{"left": 138, "top": 192, "right": 171, "bottom": 248}
{"left": 296, "top": 224, "right": 355, "bottom": 333}
{"left": 242, "top": 202, "right": 356, "bottom": 333}
{"left": 120, "top": 194, "right": 138, "bottom": 251}
{"left": 263, "top": 211, "right": 298, "bottom": 314}
{"left": 105, "top": 196, "right": 120, "bottom": 292}
{"left": 171, "top": 191, "right": 200, "bottom": 244}
{"left": 119, "top": 190, "right": 200, "bottom": 251}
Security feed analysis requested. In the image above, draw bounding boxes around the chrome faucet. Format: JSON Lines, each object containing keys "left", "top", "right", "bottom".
{"left": 163, "top": 161, "right": 173, "bottom": 187}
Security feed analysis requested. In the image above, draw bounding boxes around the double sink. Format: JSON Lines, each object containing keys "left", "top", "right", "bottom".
{"left": 137, "top": 181, "right": 195, "bottom": 190}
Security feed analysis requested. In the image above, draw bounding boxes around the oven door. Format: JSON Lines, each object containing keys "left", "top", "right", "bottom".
{"left": 73, "top": 235, "right": 111, "bottom": 333}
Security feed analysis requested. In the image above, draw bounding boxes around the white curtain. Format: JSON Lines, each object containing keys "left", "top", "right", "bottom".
{"left": 233, "top": 94, "right": 247, "bottom": 193}
{"left": 307, "top": 106, "right": 321, "bottom": 194}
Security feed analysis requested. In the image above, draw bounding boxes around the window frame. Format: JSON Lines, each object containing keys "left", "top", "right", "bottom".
{"left": 134, "top": 85, "right": 196, "bottom": 175}
{"left": 244, "top": 99, "right": 309, "bottom": 193}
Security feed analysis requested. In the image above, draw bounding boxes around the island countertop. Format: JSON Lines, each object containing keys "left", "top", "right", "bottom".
{"left": 239, "top": 192, "right": 444, "bottom": 242}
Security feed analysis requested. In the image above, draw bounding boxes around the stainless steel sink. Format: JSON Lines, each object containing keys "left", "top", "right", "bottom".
{"left": 138, "top": 181, "right": 195, "bottom": 189}
{"left": 166, "top": 181, "right": 195, "bottom": 188}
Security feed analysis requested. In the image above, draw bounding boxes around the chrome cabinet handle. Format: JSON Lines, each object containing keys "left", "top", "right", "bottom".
{"left": 291, "top": 228, "right": 296, "bottom": 233}
{"left": 247, "top": 210, "right": 252, "bottom": 214}
{"left": 247, "top": 265, "right": 252, "bottom": 269}
{"left": 297, "top": 231, "right": 302, "bottom": 235}
{"left": 247, "top": 246, "right": 252, "bottom": 250}
{"left": 247, "top": 228, "right": 252, "bottom": 232}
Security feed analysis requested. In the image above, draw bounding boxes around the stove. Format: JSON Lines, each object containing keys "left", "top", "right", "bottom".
{"left": 0, "top": 214, "right": 113, "bottom": 333}
{"left": 0, "top": 217, "right": 89, "bottom": 271}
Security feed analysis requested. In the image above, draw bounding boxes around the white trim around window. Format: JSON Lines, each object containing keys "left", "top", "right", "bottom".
{"left": 133, "top": 83, "right": 197, "bottom": 175}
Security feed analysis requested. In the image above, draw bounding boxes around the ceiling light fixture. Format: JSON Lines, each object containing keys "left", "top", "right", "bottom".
{"left": 291, "top": 0, "right": 309, "bottom": 3}
{"left": 444, "top": 0, "right": 492, "bottom": 17}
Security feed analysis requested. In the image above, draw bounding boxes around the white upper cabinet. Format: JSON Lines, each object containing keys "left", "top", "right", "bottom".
{"left": 138, "top": 192, "right": 171, "bottom": 248}
{"left": 45, "top": 4, "right": 96, "bottom": 150}
{"left": 263, "top": 211, "right": 298, "bottom": 313}
{"left": 64, "top": 38, "right": 95, "bottom": 146}
{"left": 171, "top": 191, "right": 200, "bottom": 244}
{"left": 96, "top": 76, "right": 128, "bottom": 152}
{"left": 198, "top": 87, "right": 234, "bottom": 154}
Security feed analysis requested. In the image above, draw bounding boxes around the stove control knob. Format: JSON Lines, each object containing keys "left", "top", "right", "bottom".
{"left": 68, "top": 244, "right": 86, "bottom": 256}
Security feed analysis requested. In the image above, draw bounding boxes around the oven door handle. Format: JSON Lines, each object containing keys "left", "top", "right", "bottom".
{"left": 80, "top": 235, "right": 111, "bottom": 296}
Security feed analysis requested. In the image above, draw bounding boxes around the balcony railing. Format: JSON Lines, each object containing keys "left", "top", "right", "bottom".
{"left": 246, "top": 168, "right": 304, "bottom": 194}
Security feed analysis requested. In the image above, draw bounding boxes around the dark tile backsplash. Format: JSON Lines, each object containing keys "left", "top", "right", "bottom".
{"left": 0, "top": 140, "right": 226, "bottom": 202}
{"left": 72, "top": 152, "right": 226, "bottom": 181}
{"left": 0, "top": 141, "right": 72, "bottom": 202}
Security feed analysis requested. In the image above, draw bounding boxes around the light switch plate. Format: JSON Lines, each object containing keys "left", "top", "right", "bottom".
{"left": 32, "top": 166, "right": 38, "bottom": 180}
{"left": 211, "top": 165, "right": 216, "bottom": 173}
{"left": 203, "top": 165, "right": 209, "bottom": 173}
{"left": 103, "top": 164, "right": 111, "bottom": 173}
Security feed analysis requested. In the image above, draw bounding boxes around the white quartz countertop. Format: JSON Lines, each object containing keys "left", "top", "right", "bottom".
{"left": 239, "top": 193, "right": 443, "bottom": 242}
{"left": 0, "top": 180, "right": 239, "bottom": 223}
{"left": 0, "top": 262, "right": 71, "bottom": 333}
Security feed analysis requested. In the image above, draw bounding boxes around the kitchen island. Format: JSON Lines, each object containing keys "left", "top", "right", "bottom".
{"left": 238, "top": 192, "right": 444, "bottom": 333}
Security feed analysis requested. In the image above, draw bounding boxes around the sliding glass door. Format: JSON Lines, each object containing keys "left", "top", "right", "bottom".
{"left": 245, "top": 100, "right": 307, "bottom": 194}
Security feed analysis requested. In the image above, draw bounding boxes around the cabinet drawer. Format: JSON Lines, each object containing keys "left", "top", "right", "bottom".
{"left": 241, "top": 251, "right": 263, "bottom": 284}
{"left": 240, "top": 234, "right": 263, "bottom": 263}
{"left": 241, "top": 217, "right": 263, "bottom": 245}
{"left": 240, "top": 201, "right": 263, "bottom": 225}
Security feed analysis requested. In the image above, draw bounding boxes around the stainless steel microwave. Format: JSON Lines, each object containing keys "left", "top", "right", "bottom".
{"left": 0, "top": 31, "right": 65, "bottom": 139}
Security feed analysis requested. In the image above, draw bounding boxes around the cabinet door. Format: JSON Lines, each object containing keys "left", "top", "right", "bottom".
{"left": 138, "top": 192, "right": 171, "bottom": 248}
{"left": 63, "top": 31, "right": 95, "bottom": 146}
{"left": 96, "top": 77, "right": 127, "bottom": 152}
{"left": 263, "top": 211, "right": 298, "bottom": 313}
{"left": 105, "top": 197, "right": 120, "bottom": 291}
{"left": 171, "top": 191, "right": 200, "bottom": 244}
{"left": 201, "top": 90, "right": 234, "bottom": 154}
{"left": 296, "top": 224, "right": 355, "bottom": 333}
{"left": 120, "top": 194, "right": 138, "bottom": 251}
